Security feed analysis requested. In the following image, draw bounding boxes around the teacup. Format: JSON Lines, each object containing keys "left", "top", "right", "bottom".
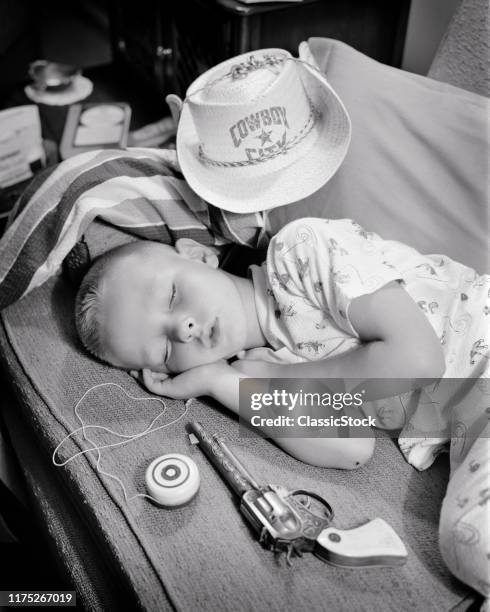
{"left": 29, "top": 60, "right": 80, "bottom": 92}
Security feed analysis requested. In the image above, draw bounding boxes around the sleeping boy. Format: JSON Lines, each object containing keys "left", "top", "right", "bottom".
{"left": 75, "top": 216, "right": 489, "bottom": 596}
{"left": 75, "top": 215, "right": 489, "bottom": 460}
{"left": 74, "top": 34, "right": 490, "bottom": 597}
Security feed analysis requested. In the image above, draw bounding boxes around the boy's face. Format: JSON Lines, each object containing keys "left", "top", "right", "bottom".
{"left": 100, "top": 242, "right": 249, "bottom": 374}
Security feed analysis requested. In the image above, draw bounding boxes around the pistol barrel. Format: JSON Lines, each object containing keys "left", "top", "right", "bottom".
{"left": 215, "top": 438, "right": 261, "bottom": 491}
{"left": 189, "top": 422, "right": 258, "bottom": 497}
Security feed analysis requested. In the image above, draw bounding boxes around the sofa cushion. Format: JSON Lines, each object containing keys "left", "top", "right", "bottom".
{"left": 268, "top": 38, "right": 489, "bottom": 274}
{"left": 0, "top": 275, "right": 471, "bottom": 610}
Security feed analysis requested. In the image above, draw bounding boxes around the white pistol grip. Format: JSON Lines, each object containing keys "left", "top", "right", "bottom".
{"left": 315, "top": 518, "right": 408, "bottom": 567}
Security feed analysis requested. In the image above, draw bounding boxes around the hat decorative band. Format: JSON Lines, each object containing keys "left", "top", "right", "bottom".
{"left": 198, "top": 101, "right": 321, "bottom": 168}
{"left": 185, "top": 53, "right": 289, "bottom": 103}
{"left": 229, "top": 54, "right": 286, "bottom": 80}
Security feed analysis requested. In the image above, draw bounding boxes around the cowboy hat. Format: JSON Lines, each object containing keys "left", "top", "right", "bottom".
{"left": 176, "top": 47, "right": 351, "bottom": 213}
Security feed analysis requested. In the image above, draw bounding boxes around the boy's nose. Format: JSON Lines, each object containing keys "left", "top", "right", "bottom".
{"left": 175, "top": 316, "right": 199, "bottom": 343}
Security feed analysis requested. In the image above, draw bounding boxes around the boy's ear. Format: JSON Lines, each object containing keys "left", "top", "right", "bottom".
{"left": 141, "top": 368, "right": 169, "bottom": 395}
{"left": 174, "top": 238, "right": 219, "bottom": 268}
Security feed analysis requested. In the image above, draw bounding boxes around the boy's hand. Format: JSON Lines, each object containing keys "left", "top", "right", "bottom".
{"left": 130, "top": 360, "right": 232, "bottom": 399}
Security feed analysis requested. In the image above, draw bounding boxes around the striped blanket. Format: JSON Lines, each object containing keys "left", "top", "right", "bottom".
{"left": 0, "top": 147, "right": 267, "bottom": 311}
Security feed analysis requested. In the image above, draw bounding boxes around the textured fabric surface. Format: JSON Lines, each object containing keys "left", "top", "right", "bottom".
{"left": 428, "top": 0, "right": 490, "bottom": 97}
{"left": 268, "top": 38, "right": 489, "bottom": 275}
{"left": 2, "top": 402, "right": 148, "bottom": 612}
{"left": 0, "top": 276, "right": 471, "bottom": 611}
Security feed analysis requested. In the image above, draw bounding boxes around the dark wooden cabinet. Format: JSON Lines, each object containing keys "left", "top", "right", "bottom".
{"left": 111, "top": 0, "right": 411, "bottom": 97}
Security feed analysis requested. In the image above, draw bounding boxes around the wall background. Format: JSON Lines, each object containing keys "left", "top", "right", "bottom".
{"left": 402, "top": 0, "right": 461, "bottom": 74}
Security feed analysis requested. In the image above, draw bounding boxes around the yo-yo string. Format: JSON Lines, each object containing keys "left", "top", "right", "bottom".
{"left": 52, "top": 382, "right": 194, "bottom": 504}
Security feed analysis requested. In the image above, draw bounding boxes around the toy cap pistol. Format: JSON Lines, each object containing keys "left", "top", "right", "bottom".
{"left": 189, "top": 422, "right": 408, "bottom": 567}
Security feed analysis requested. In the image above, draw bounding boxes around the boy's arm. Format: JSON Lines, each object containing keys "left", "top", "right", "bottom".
{"left": 135, "top": 283, "right": 444, "bottom": 408}
{"left": 135, "top": 360, "right": 375, "bottom": 470}
{"left": 233, "top": 282, "right": 445, "bottom": 397}
{"left": 207, "top": 364, "right": 243, "bottom": 415}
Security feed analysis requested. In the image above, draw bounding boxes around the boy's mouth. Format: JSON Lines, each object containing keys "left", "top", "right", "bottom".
{"left": 201, "top": 318, "right": 219, "bottom": 349}
{"left": 209, "top": 318, "right": 219, "bottom": 348}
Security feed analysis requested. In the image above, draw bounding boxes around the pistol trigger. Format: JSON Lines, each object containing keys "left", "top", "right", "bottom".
{"left": 297, "top": 494, "right": 311, "bottom": 509}
{"left": 286, "top": 544, "right": 294, "bottom": 566}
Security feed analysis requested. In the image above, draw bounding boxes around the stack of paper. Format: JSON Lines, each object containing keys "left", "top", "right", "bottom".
{"left": 0, "top": 106, "right": 44, "bottom": 188}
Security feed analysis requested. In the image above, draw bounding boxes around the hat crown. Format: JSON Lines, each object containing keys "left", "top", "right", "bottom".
{"left": 186, "top": 51, "right": 314, "bottom": 167}
{"left": 176, "top": 45, "right": 352, "bottom": 213}
{"left": 195, "top": 54, "right": 287, "bottom": 105}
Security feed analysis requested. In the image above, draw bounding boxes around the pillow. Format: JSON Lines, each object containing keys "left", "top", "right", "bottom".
{"left": 267, "top": 38, "right": 489, "bottom": 273}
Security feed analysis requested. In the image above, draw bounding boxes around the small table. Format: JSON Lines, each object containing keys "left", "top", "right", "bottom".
{"left": 109, "top": 0, "right": 412, "bottom": 97}
{"left": 0, "top": 61, "right": 165, "bottom": 234}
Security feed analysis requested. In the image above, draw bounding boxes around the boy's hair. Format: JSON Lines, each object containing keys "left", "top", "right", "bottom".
{"left": 75, "top": 240, "right": 169, "bottom": 363}
{"left": 75, "top": 252, "right": 113, "bottom": 363}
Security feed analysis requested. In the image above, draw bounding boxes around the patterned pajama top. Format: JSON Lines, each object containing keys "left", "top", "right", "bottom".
{"left": 246, "top": 218, "right": 490, "bottom": 470}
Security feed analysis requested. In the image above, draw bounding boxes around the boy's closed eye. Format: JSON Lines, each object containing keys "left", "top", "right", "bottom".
{"left": 169, "top": 283, "right": 176, "bottom": 308}
{"left": 163, "top": 336, "right": 173, "bottom": 368}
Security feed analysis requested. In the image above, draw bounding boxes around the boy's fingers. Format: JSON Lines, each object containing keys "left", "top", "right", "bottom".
{"left": 129, "top": 369, "right": 139, "bottom": 379}
{"left": 141, "top": 366, "right": 214, "bottom": 399}
{"left": 160, "top": 369, "right": 211, "bottom": 400}
{"left": 152, "top": 377, "right": 189, "bottom": 400}
{"left": 139, "top": 370, "right": 190, "bottom": 399}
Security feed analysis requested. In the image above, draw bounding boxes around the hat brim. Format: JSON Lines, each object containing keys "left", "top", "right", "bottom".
{"left": 177, "top": 61, "right": 351, "bottom": 213}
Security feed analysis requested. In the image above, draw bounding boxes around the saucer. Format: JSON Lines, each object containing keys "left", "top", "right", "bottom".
{"left": 25, "top": 76, "right": 94, "bottom": 106}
